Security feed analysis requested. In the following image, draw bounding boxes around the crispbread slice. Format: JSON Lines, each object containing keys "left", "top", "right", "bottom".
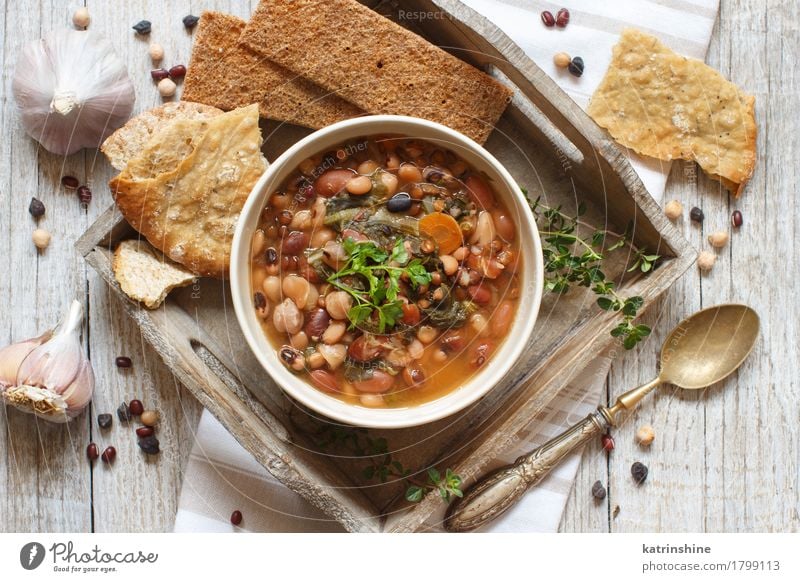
{"left": 182, "top": 11, "right": 363, "bottom": 129}
{"left": 240, "top": 0, "right": 512, "bottom": 144}
{"left": 113, "top": 240, "right": 195, "bottom": 309}
{"left": 109, "top": 104, "right": 267, "bottom": 279}
{"left": 101, "top": 102, "right": 223, "bottom": 171}
{"left": 587, "top": 29, "right": 756, "bottom": 197}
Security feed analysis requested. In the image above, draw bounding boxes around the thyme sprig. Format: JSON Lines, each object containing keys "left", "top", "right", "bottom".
{"left": 309, "top": 423, "right": 463, "bottom": 503}
{"left": 525, "top": 190, "right": 657, "bottom": 349}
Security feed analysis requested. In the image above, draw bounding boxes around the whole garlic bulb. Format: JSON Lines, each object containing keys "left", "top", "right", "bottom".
{"left": 0, "top": 300, "right": 95, "bottom": 423}
{"left": 12, "top": 29, "right": 135, "bottom": 156}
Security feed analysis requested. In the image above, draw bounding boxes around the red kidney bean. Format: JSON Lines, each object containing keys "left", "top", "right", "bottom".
{"left": 465, "top": 175, "right": 496, "bottom": 209}
{"left": 352, "top": 370, "right": 394, "bottom": 393}
{"left": 136, "top": 426, "right": 154, "bottom": 438}
{"left": 440, "top": 331, "right": 465, "bottom": 353}
{"left": 556, "top": 8, "right": 570, "bottom": 27}
{"left": 348, "top": 336, "right": 383, "bottom": 362}
{"left": 601, "top": 434, "right": 615, "bottom": 451}
{"left": 129, "top": 399, "right": 144, "bottom": 416}
{"left": 540, "top": 10, "right": 555, "bottom": 26}
{"left": 309, "top": 370, "right": 339, "bottom": 393}
{"left": 115, "top": 356, "right": 132, "bottom": 368}
{"left": 401, "top": 303, "right": 421, "bottom": 326}
{"left": 403, "top": 365, "right": 426, "bottom": 388}
{"left": 61, "top": 175, "right": 79, "bottom": 189}
{"left": 168, "top": 64, "right": 187, "bottom": 79}
{"left": 468, "top": 284, "right": 491, "bottom": 305}
{"left": 101, "top": 446, "right": 116, "bottom": 463}
{"left": 471, "top": 342, "right": 493, "bottom": 367}
{"left": 86, "top": 443, "right": 99, "bottom": 461}
{"left": 304, "top": 308, "right": 331, "bottom": 339}
{"left": 731, "top": 210, "right": 743, "bottom": 227}
{"left": 491, "top": 301, "right": 514, "bottom": 337}
{"left": 493, "top": 211, "right": 516, "bottom": 241}
{"left": 281, "top": 231, "right": 308, "bottom": 255}
{"left": 313, "top": 169, "right": 355, "bottom": 198}
{"left": 230, "top": 510, "right": 243, "bottom": 526}
{"left": 150, "top": 68, "right": 170, "bottom": 81}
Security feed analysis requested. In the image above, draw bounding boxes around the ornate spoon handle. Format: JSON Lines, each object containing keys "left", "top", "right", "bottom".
{"left": 444, "top": 408, "right": 612, "bottom": 532}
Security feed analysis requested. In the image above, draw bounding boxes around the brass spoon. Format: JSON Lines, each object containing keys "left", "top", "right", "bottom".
{"left": 444, "top": 304, "right": 760, "bottom": 532}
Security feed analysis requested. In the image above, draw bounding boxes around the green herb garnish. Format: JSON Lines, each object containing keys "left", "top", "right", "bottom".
{"left": 327, "top": 237, "right": 432, "bottom": 333}
{"left": 523, "top": 189, "right": 658, "bottom": 350}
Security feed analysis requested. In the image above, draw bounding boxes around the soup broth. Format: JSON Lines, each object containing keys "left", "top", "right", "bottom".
{"left": 250, "top": 135, "right": 522, "bottom": 408}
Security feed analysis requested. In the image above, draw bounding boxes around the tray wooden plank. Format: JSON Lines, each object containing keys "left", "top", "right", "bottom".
{"left": 77, "top": 0, "right": 695, "bottom": 532}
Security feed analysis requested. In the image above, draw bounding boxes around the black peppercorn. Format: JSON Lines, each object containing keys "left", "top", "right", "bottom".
{"left": 568, "top": 56, "right": 584, "bottom": 77}
{"left": 29, "top": 197, "right": 45, "bottom": 219}
{"left": 690, "top": 206, "right": 705, "bottom": 223}
{"left": 182, "top": 14, "right": 200, "bottom": 29}
{"left": 137, "top": 435, "right": 160, "bottom": 455}
{"left": 132, "top": 20, "right": 151, "bottom": 35}
{"left": 117, "top": 402, "right": 132, "bottom": 422}
{"left": 631, "top": 461, "right": 649, "bottom": 484}
{"left": 97, "top": 413, "right": 113, "bottom": 429}
{"left": 591, "top": 480, "right": 607, "bottom": 500}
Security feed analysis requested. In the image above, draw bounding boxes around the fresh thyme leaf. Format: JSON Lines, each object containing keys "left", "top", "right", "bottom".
{"left": 521, "top": 186, "right": 658, "bottom": 349}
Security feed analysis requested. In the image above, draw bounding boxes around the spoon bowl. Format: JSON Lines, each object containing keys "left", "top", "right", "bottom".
{"left": 659, "top": 304, "right": 760, "bottom": 389}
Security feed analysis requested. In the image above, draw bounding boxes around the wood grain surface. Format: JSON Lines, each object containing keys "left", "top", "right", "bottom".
{"left": 1, "top": 0, "right": 797, "bottom": 533}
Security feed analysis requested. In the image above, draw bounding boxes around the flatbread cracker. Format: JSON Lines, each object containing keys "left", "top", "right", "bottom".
{"left": 109, "top": 104, "right": 267, "bottom": 279}
{"left": 113, "top": 240, "right": 195, "bottom": 309}
{"left": 182, "top": 11, "right": 363, "bottom": 129}
{"left": 101, "top": 101, "right": 223, "bottom": 171}
{"left": 240, "top": 0, "right": 512, "bottom": 144}
{"left": 587, "top": 29, "right": 756, "bottom": 197}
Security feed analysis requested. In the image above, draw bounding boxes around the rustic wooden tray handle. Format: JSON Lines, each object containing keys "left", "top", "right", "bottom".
{"left": 444, "top": 409, "right": 611, "bottom": 532}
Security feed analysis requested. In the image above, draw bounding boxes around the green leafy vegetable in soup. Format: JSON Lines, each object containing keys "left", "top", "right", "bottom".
{"left": 249, "top": 136, "right": 522, "bottom": 408}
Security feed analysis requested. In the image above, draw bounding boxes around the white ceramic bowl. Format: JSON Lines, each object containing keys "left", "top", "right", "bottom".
{"left": 231, "top": 115, "right": 543, "bottom": 428}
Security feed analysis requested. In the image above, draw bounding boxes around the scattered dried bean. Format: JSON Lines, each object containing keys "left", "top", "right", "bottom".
{"left": 169, "top": 64, "right": 187, "bottom": 79}
{"left": 230, "top": 510, "right": 243, "bottom": 525}
{"left": 731, "top": 210, "right": 743, "bottom": 227}
{"left": 631, "top": 461, "right": 649, "bottom": 484}
{"left": 136, "top": 426, "right": 154, "bottom": 438}
{"left": 137, "top": 435, "right": 160, "bottom": 455}
{"left": 86, "top": 443, "right": 99, "bottom": 461}
{"left": 28, "top": 197, "right": 45, "bottom": 219}
{"left": 101, "top": 446, "right": 116, "bottom": 463}
{"left": 540, "top": 10, "right": 555, "bottom": 26}
{"left": 132, "top": 20, "right": 151, "bottom": 35}
{"left": 568, "top": 56, "right": 584, "bottom": 77}
{"left": 151, "top": 68, "right": 170, "bottom": 82}
{"left": 77, "top": 185, "right": 92, "bottom": 206}
{"left": 601, "top": 433, "right": 615, "bottom": 452}
{"left": 591, "top": 480, "right": 606, "bottom": 500}
{"left": 140, "top": 410, "right": 159, "bottom": 427}
{"left": 690, "top": 206, "right": 704, "bottom": 223}
{"left": 129, "top": 399, "right": 144, "bottom": 416}
{"left": 556, "top": 8, "right": 570, "bottom": 27}
{"left": 61, "top": 175, "right": 79, "bottom": 189}
{"left": 182, "top": 14, "right": 199, "bottom": 29}
{"left": 117, "top": 402, "right": 132, "bottom": 422}
{"left": 116, "top": 356, "right": 132, "bottom": 368}
{"left": 97, "top": 414, "right": 113, "bottom": 429}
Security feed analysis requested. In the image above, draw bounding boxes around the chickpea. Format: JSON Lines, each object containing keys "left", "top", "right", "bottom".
{"left": 433, "top": 349, "right": 448, "bottom": 363}
{"left": 346, "top": 175, "right": 373, "bottom": 195}
{"left": 282, "top": 275, "right": 311, "bottom": 309}
{"left": 263, "top": 276, "right": 282, "bottom": 303}
{"left": 440, "top": 254, "right": 459, "bottom": 276}
{"left": 708, "top": 231, "right": 729, "bottom": 248}
{"left": 322, "top": 321, "right": 346, "bottom": 344}
{"left": 385, "top": 152, "right": 400, "bottom": 170}
{"left": 553, "top": 52, "right": 571, "bottom": 68}
{"left": 158, "top": 78, "right": 177, "bottom": 98}
{"left": 397, "top": 163, "right": 422, "bottom": 183}
{"left": 417, "top": 325, "right": 437, "bottom": 344}
{"left": 453, "top": 246, "right": 468, "bottom": 261}
{"left": 148, "top": 43, "right": 164, "bottom": 62}
{"left": 32, "top": 228, "right": 51, "bottom": 250}
{"left": 273, "top": 298, "right": 304, "bottom": 334}
{"left": 664, "top": 200, "right": 683, "bottom": 220}
{"left": 325, "top": 291, "right": 353, "bottom": 320}
{"left": 697, "top": 250, "right": 716, "bottom": 272}
{"left": 72, "top": 7, "right": 90, "bottom": 28}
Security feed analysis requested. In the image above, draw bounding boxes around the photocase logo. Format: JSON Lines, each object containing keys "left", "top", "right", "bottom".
{"left": 19, "top": 542, "right": 46, "bottom": 570}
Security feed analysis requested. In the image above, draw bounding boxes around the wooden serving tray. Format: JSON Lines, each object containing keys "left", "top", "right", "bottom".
{"left": 76, "top": 0, "right": 694, "bottom": 532}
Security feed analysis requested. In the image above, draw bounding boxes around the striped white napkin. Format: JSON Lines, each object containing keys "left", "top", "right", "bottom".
{"left": 174, "top": 0, "right": 719, "bottom": 533}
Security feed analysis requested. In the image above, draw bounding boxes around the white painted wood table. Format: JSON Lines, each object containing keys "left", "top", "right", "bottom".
{"left": 1, "top": 0, "right": 797, "bottom": 533}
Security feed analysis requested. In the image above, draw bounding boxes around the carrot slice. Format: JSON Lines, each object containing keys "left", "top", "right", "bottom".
{"left": 419, "top": 212, "right": 463, "bottom": 254}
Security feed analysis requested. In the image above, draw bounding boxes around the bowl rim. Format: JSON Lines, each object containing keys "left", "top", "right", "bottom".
{"left": 231, "top": 114, "right": 543, "bottom": 428}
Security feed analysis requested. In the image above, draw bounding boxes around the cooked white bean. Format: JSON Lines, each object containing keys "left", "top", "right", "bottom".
{"left": 325, "top": 291, "right": 353, "bottom": 320}
{"left": 359, "top": 394, "right": 386, "bottom": 407}
{"left": 273, "top": 298, "right": 303, "bottom": 334}
{"left": 311, "top": 197, "right": 327, "bottom": 228}
{"left": 263, "top": 276, "right": 281, "bottom": 303}
{"left": 440, "top": 254, "right": 458, "bottom": 276}
{"left": 282, "top": 275, "right": 311, "bottom": 309}
{"left": 290, "top": 209, "right": 313, "bottom": 230}
{"left": 308, "top": 351, "right": 326, "bottom": 369}
{"left": 417, "top": 325, "right": 437, "bottom": 344}
{"left": 380, "top": 171, "right": 399, "bottom": 196}
{"left": 291, "top": 331, "right": 309, "bottom": 350}
{"left": 408, "top": 339, "right": 424, "bottom": 360}
{"left": 310, "top": 226, "right": 336, "bottom": 248}
{"left": 251, "top": 229, "right": 266, "bottom": 258}
{"left": 470, "top": 313, "right": 489, "bottom": 337}
{"left": 322, "top": 321, "right": 346, "bottom": 344}
{"left": 317, "top": 343, "right": 346, "bottom": 370}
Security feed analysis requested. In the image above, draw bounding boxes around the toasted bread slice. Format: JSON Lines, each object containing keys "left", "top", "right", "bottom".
{"left": 240, "top": 0, "right": 511, "bottom": 144}
{"left": 182, "top": 11, "right": 363, "bottom": 128}
{"left": 113, "top": 239, "right": 196, "bottom": 309}
{"left": 101, "top": 101, "right": 223, "bottom": 171}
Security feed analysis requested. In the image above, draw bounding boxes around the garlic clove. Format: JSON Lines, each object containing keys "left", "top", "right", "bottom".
{"left": 0, "top": 331, "right": 50, "bottom": 388}
{"left": 60, "top": 360, "right": 94, "bottom": 417}
{"left": 16, "top": 301, "right": 84, "bottom": 393}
